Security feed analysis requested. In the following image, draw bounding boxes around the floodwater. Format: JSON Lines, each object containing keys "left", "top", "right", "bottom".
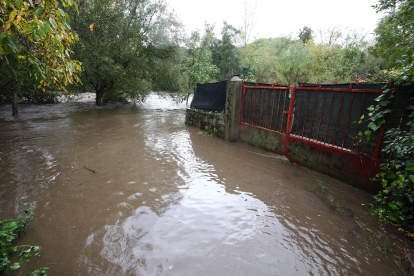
{"left": 0, "top": 94, "right": 405, "bottom": 275}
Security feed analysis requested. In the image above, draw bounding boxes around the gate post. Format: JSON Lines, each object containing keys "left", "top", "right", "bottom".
{"left": 224, "top": 80, "right": 243, "bottom": 142}
{"left": 284, "top": 87, "right": 296, "bottom": 155}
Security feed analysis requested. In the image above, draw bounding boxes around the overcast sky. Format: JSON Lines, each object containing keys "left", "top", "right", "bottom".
{"left": 167, "top": 0, "right": 384, "bottom": 40}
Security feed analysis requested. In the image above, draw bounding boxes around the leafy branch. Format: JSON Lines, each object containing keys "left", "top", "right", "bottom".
{"left": 0, "top": 204, "right": 49, "bottom": 275}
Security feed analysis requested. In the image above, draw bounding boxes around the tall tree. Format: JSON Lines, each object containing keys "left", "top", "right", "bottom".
{"left": 237, "top": 0, "right": 258, "bottom": 70}
{"left": 211, "top": 22, "right": 241, "bottom": 80}
{"left": 70, "top": 0, "right": 173, "bottom": 105}
{"left": 273, "top": 42, "right": 315, "bottom": 85}
{"left": 315, "top": 26, "right": 342, "bottom": 46}
{"left": 371, "top": 1, "right": 414, "bottom": 71}
{"left": 0, "top": 0, "right": 82, "bottom": 115}
{"left": 240, "top": 38, "right": 265, "bottom": 81}
{"left": 238, "top": 0, "right": 258, "bottom": 48}
{"left": 298, "top": 26, "right": 313, "bottom": 44}
{"left": 180, "top": 30, "right": 218, "bottom": 92}
{"left": 146, "top": 8, "right": 184, "bottom": 92}
{"left": 254, "top": 36, "right": 295, "bottom": 82}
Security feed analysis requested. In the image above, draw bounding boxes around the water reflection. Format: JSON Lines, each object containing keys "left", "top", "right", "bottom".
{"left": 0, "top": 94, "right": 403, "bottom": 275}
{"left": 79, "top": 95, "right": 399, "bottom": 275}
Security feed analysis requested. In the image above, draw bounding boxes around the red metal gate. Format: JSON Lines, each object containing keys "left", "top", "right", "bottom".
{"left": 239, "top": 82, "right": 409, "bottom": 193}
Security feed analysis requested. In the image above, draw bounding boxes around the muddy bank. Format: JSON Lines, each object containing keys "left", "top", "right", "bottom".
{"left": 0, "top": 93, "right": 412, "bottom": 275}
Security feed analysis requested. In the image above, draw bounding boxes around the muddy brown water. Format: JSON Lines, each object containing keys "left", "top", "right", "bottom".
{"left": 0, "top": 94, "right": 406, "bottom": 275}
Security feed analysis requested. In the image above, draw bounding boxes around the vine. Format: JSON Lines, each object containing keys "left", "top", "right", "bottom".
{"left": 366, "top": 90, "right": 414, "bottom": 225}
{"left": 361, "top": 0, "right": 414, "bottom": 227}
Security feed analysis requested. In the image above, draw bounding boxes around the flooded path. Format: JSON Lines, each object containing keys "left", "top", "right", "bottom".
{"left": 0, "top": 94, "right": 407, "bottom": 275}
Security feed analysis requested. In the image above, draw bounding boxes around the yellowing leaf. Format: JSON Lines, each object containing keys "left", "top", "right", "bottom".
{"left": 89, "top": 23, "right": 94, "bottom": 31}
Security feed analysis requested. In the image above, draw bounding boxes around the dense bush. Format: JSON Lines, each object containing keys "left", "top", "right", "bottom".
{"left": 365, "top": 0, "right": 414, "bottom": 226}
{"left": 371, "top": 102, "right": 414, "bottom": 224}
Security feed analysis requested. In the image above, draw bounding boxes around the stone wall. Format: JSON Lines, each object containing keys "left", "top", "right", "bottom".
{"left": 185, "top": 109, "right": 225, "bottom": 138}
{"left": 186, "top": 80, "right": 242, "bottom": 141}
{"left": 239, "top": 124, "right": 286, "bottom": 154}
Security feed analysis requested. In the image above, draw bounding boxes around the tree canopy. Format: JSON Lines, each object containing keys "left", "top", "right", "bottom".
{"left": 210, "top": 22, "right": 241, "bottom": 80}
{"left": 0, "top": 0, "right": 82, "bottom": 115}
{"left": 181, "top": 30, "right": 218, "bottom": 92}
{"left": 250, "top": 28, "right": 384, "bottom": 85}
{"left": 69, "top": 0, "right": 177, "bottom": 105}
{"left": 298, "top": 26, "right": 312, "bottom": 44}
{"left": 372, "top": 0, "right": 414, "bottom": 81}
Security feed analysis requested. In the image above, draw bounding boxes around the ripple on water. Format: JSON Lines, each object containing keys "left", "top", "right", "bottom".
{"left": 81, "top": 103, "right": 398, "bottom": 275}
{"left": 0, "top": 94, "right": 404, "bottom": 275}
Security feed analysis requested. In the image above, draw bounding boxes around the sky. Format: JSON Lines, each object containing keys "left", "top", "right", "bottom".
{"left": 167, "top": 0, "right": 385, "bottom": 40}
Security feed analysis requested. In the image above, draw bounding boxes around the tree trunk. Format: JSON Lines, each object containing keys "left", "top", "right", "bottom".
{"left": 0, "top": 57, "right": 5, "bottom": 74}
{"left": 95, "top": 90, "right": 104, "bottom": 106}
{"left": 94, "top": 81, "right": 114, "bottom": 106}
{"left": 11, "top": 84, "right": 20, "bottom": 116}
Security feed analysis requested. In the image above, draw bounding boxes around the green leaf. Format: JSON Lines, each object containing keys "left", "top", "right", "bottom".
{"left": 73, "top": 1, "right": 79, "bottom": 12}
{"left": 15, "top": 0, "right": 23, "bottom": 9}
{"left": 406, "top": 163, "right": 414, "bottom": 172}
{"left": 396, "top": 201, "right": 405, "bottom": 208}
{"left": 7, "top": 246, "right": 18, "bottom": 254}
{"left": 388, "top": 201, "right": 398, "bottom": 210}
{"left": 368, "top": 120, "right": 385, "bottom": 131}
{"left": 58, "top": 8, "right": 65, "bottom": 17}
{"left": 389, "top": 211, "right": 400, "bottom": 222}
{"left": 373, "top": 194, "right": 383, "bottom": 201}
{"left": 10, "top": 262, "right": 21, "bottom": 270}
{"left": 49, "top": 18, "right": 57, "bottom": 29}
{"left": 6, "top": 36, "right": 22, "bottom": 53}
{"left": 34, "top": 7, "right": 43, "bottom": 16}
{"left": 386, "top": 171, "right": 396, "bottom": 179}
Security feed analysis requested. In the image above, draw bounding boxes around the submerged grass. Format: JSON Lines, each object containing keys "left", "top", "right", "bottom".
{"left": 324, "top": 193, "right": 414, "bottom": 275}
